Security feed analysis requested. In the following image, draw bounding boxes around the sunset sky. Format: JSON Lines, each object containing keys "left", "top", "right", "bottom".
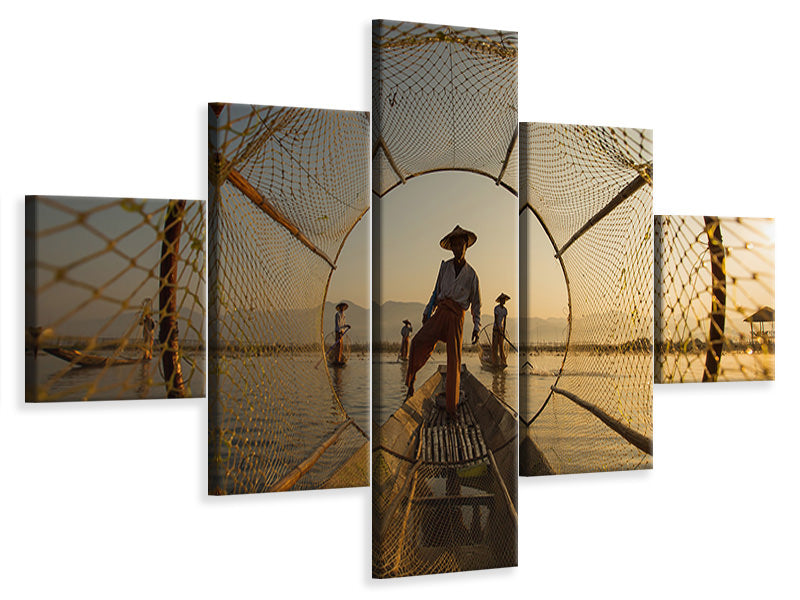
{"left": 30, "top": 197, "right": 204, "bottom": 335}
{"left": 371, "top": 171, "right": 518, "bottom": 321}
{"left": 656, "top": 216, "right": 775, "bottom": 339}
{"left": 328, "top": 172, "right": 577, "bottom": 323}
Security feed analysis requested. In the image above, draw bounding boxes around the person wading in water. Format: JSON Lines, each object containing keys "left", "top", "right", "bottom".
{"left": 405, "top": 225, "right": 481, "bottom": 418}
{"left": 399, "top": 319, "right": 412, "bottom": 361}
{"left": 331, "top": 302, "right": 350, "bottom": 364}
{"left": 492, "top": 293, "right": 510, "bottom": 367}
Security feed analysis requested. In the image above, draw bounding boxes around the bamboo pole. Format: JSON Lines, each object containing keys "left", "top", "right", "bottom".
{"left": 551, "top": 386, "right": 653, "bottom": 455}
{"left": 159, "top": 200, "right": 186, "bottom": 398}
{"left": 391, "top": 433, "right": 426, "bottom": 574}
{"left": 226, "top": 166, "right": 337, "bottom": 269}
{"left": 556, "top": 166, "right": 653, "bottom": 259}
{"left": 487, "top": 449, "right": 518, "bottom": 525}
{"left": 269, "top": 419, "right": 353, "bottom": 492}
{"left": 703, "top": 216, "right": 726, "bottom": 383}
{"left": 495, "top": 124, "right": 519, "bottom": 186}
{"left": 374, "top": 136, "right": 407, "bottom": 184}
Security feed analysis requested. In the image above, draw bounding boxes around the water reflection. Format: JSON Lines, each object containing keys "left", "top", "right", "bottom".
{"left": 31, "top": 352, "right": 204, "bottom": 401}
{"left": 330, "top": 364, "right": 344, "bottom": 397}
{"left": 490, "top": 368, "right": 507, "bottom": 401}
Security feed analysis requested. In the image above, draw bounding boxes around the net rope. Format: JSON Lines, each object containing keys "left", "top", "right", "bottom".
{"left": 208, "top": 104, "right": 370, "bottom": 495}
{"left": 25, "top": 196, "right": 205, "bottom": 401}
{"left": 372, "top": 20, "right": 518, "bottom": 578}
{"left": 654, "top": 216, "right": 774, "bottom": 383}
{"left": 520, "top": 123, "right": 654, "bottom": 475}
{"left": 372, "top": 21, "right": 518, "bottom": 198}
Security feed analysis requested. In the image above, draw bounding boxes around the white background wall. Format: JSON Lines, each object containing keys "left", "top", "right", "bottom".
{"left": 2, "top": 1, "right": 797, "bottom": 598}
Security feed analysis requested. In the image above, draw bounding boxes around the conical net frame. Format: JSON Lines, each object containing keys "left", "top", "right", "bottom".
{"left": 373, "top": 20, "right": 518, "bottom": 198}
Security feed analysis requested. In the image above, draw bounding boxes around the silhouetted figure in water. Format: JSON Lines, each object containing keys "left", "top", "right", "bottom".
{"left": 140, "top": 300, "right": 156, "bottom": 361}
{"left": 492, "top": 293, "right": 510, "bottom": 367}
{"left": 328, "top": 302, "right": 351, "bottom": 364}
{"left": 399, "top": 320, "right": 412, "bottom": 361}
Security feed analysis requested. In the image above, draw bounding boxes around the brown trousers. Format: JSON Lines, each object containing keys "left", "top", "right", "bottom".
{"left": 335, "top": 333, "right": 344, "bottom": 363}
{"left": 400, "top": 336, "right": 410, "bottom": 360}
{"left": 405, "top": 298, "right": 465, "bottom": 415}
{"left": 492, "top": 328, "right": 506, "bottom": 366}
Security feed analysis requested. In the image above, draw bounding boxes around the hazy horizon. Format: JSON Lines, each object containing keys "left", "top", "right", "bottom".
{"left": 375, "top": 170, "right": 518, "bottom": 324}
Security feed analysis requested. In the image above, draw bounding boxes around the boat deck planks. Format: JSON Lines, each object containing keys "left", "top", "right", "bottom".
{"left": 420, "top": 397, "right": 489, "bottom": 466}
{"left": 374, "top": 363, "right": 518, "bottom": 576}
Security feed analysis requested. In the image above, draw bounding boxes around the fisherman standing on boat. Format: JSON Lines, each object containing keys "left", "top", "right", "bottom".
{"left": 492, "top": 293, "right": 510, "bottom": 367}
{"left": 399, "top": 319, "right": 412, "bottom": 360}
{"left": 331, "top": 302, "right": 351, "bottom": 364}
{"left": 405, "top": 225, "right": 481, "bottom": 418}
{"left": 140, "top": 301, "right": 156, "bottom": 361}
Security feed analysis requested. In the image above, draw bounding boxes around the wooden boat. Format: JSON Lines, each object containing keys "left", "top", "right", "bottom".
{"left": 477, "top": 325, "right": 510, "bottom": 371}
{"left": 43, "top": 347, "right": 143, "bottom": 368}
{"left": 325, "top": 332, "right": 350, "bottom": 367}
{"left": 479, "top": 349, "right": 507, "bottom": 371}
{"left": 373, "top": 364, "right": 518, "bottom": 578}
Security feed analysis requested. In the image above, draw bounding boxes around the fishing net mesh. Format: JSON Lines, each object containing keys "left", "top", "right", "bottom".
{"left": 372, "top": 20, "right": 518, "bottom": 577}
{"left": 372, "top": 20, "right": 518, "bottom": 197}
{"left": 373, "top": 370, "right": 517, "bottom": 579}
{"left": 520, "top": 123, "right": 654, "bottom": 475}
{"left": 654, "top": 216, "right": 775, "bottom": 383}
{"left": 208, "top": 103, "right": 370, "bottom": 495}
{"left": 25, "top": 196, "right": 205, "bottom": 401}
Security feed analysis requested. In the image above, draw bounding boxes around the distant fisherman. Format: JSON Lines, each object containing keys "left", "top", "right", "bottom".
{"left": 331, "top": 302, "right": 351, "bottom": 363}
{"left": 492, "top": 293, "right": 510, "bottom": 367}
{"left": 141, "top": 303, "right": 156, "bottom": 361}
{"left": 405, "top": 225, "right": 481, "bottom": 418}
{"left": 399, "top": 320, "right": 412, "bottom": 360}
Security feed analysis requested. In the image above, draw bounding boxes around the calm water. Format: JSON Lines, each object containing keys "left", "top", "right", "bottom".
{"left": 374, "top": 348, "right": 651, "bottom": 475}
{"left": 28, "top": 351, "right": 204, "bottom": 401}
{"left": 522, "top": 350, "right": 653, "bottom": 474}
{"left": 657, "top": 351, "right": 775, "bottom": 383}
{"left": 212, "top": 352, "right": 369, "bottom": 491}
{"left": 373, "top": 350, "right": 519, "bottom": 426}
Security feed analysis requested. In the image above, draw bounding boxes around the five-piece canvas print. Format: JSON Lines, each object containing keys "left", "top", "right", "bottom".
{"left": 25, "top": 196, "right": 205, "bottom": 402}
{"left": 371, "top": 19, "right": 519, "bottom": 578}
{"left": 21, "top": 17, "right": 779, "bottom": 582}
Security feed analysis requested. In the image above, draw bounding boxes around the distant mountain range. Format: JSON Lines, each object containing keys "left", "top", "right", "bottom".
{"left": 64, "top": 297, "right": 657, "bottom": 347}
{"left": 374, "top": 300, "right": 565, "bottom": 344}
{"left": 49, "top": 306, "right": 205, "bottom": 341}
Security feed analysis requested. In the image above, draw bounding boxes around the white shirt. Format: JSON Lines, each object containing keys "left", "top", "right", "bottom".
{"left": 335, "top": 311, "right": 346, "bottom": 335}
{"left": 424, "top": 259, "right": 481, "bottom": 332}
{"left": 494, "top": 304, "right": 507, "bottom": 332}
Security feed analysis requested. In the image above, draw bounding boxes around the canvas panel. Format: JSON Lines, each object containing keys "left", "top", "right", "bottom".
{"left": 208, "top": 103, "right": 370, "bottom": 495}
{"left": 519, "top": 123, "right": 654, "bottom": 475}
{"left": 25, "top": 195, "right": 205, "bottom": 402}
{"left": 654, "top": 215, "right": 775, "bottom": 383}
{"left": 372, "top": 19, "right": 519, "bottom": 578}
